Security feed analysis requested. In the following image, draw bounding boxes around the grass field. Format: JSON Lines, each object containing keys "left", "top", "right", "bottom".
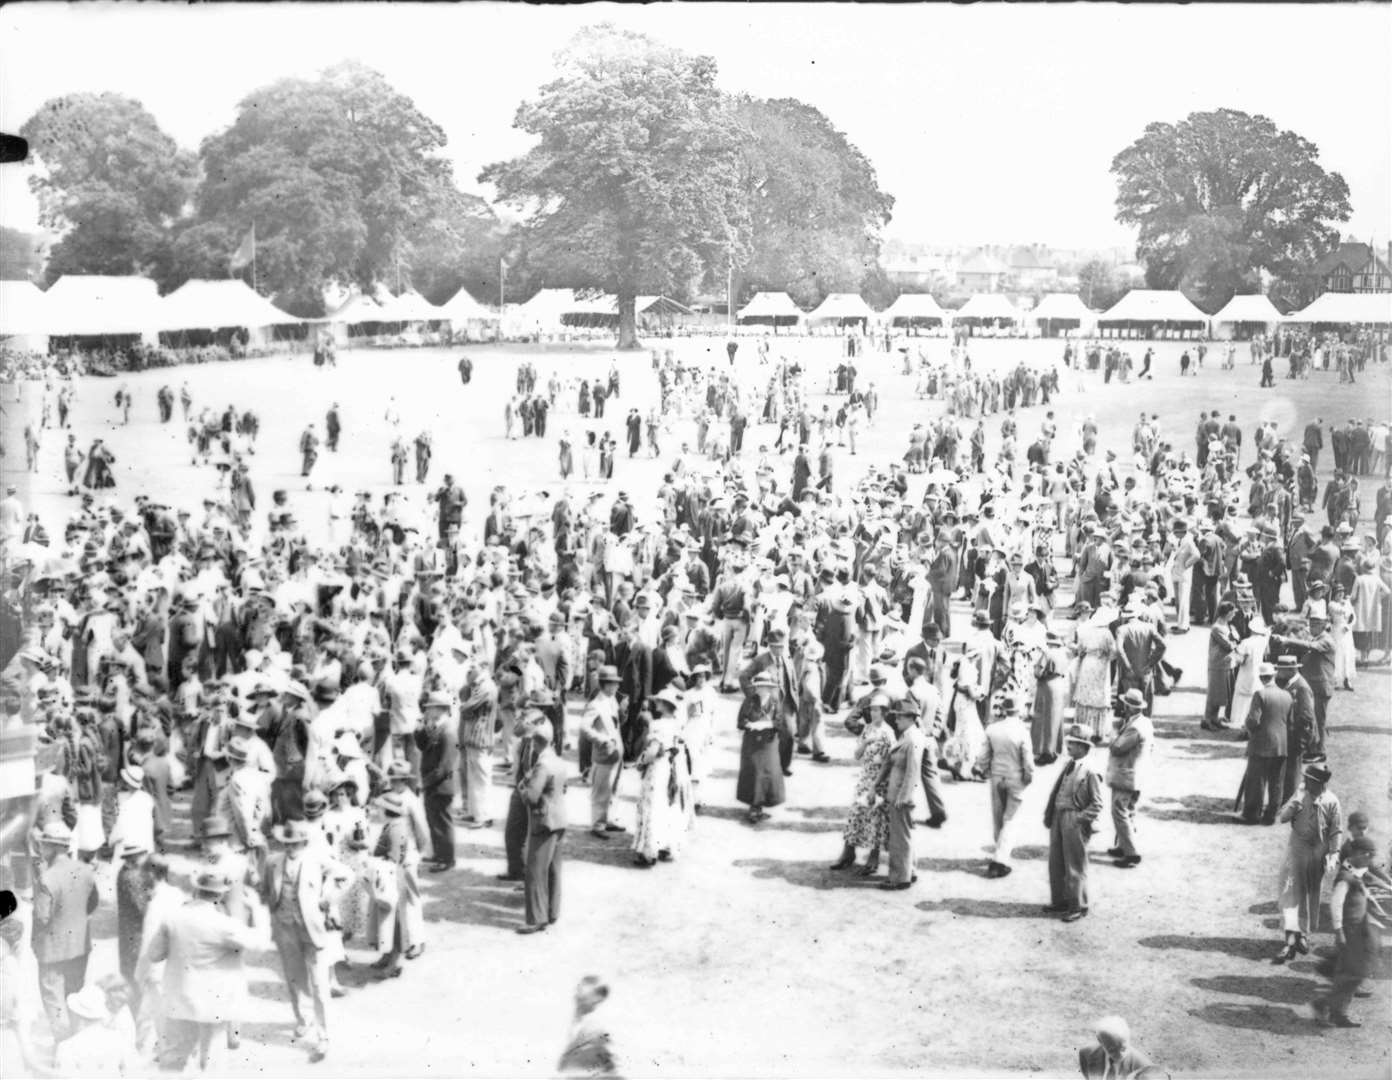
{"left": 2, "top": 336, "right": 1389, "bottom": 1077}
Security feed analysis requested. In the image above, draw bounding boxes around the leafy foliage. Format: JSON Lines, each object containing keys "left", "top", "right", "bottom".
{"left": 0, "top": 227, "right": 45, "bottom": 281}
{"left": 1111, "top": 108, "right": 1351, "bottom": 310}
{"left": 20, "top": 93, "right": 196, "bottom": 284}
{"left": 1075, "top": 260, "right": 1126, "bottom": 312}
{"left": 732, "top": 96, "right": 894, "bottom": 309}
{"left": 482, "top": 24, "right": 750, "bottom": 347}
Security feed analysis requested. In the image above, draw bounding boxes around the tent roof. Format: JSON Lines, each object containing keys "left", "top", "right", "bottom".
{"left": 0, "top": 280, "right": 51, "bottom": 336}
{"left": 954, "top": 293, "right": 1019, "bottom": 320}
{"left": 1211, "top": 293, "right": 1285, "bottom": 325}
{"left": 42, "top": 275, "right": 165, "bottom": 335}
{"left": 807, "top": 293, "right": 874, "bottom": 321}
{"left": 737, "top": 291, "right": 804, "bottom": 320}
{"left": 1098, "top": 289, "right": 1208, "bottom": 324}
{"left": 1288, "top": 291, "right": 1392, "bottom": 324}
{"left": 636, "top": 295, "right": 692, "bottom": 316}
{"left": 373, "top": 289, "right": 441, "bottom": 322}
{"left": 515, "top": 289, "right": 583, "bottom": 322}
{"left": 159, "top": 279, "right": 303, "bottom": 331}
{"left": 882, "top": 292, "right": 947, "bottom": 320}
{"left": 438, "top": 287, "right": 499, "bottom": 321}
{"left": 1030, "top": 292, "right": 1097, "bottom": 323}
{"left": 328, "top": 293, "right": 388, "bottom": 324}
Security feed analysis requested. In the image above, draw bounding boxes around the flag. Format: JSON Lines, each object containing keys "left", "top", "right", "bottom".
{"left": 229, "top": 227, "right": 254, "bottom": 272}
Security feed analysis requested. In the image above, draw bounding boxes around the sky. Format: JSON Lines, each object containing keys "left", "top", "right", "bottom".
{"left": 1, "top": 2, "right": 1390, "bottom": 252}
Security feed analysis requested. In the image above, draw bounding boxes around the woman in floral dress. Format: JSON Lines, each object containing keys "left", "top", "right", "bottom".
{"left": 1071, "top": 609, "right": 1118, "bottom": 742}
{"left": 830, "top": 692, "right": 894, "bottom": 877}
{"left": 323, "top": 778, "right": 373, "bottom": 946}
{"left": 1003, "top": 601, "right": 1048, "bottom": 709}
{"left": 942, "top": 646, "right": 988, "bottom": 781}
{"left": 632, "top": 690, "right": 692, "bottom": 867}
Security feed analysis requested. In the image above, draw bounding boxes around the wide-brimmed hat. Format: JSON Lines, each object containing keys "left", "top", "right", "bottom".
{"left": 422, "top": 690, "right": 454, "bottom": 711}
{"left": 192, "top": 869, "right": 231, "bottom": 897}
{"left": 1257, "top": 662, "right": 1277, "bottom": 678}
{"left": 1303, "top": 762, "right": 1332, "bottom": 785}
{"left": 66, "top": 984, "right": 111, "bottom": 1022}
{"left": 596, "top": 664, "right": 622, "bottom": 684}
{"left": 689, "top": 662, "right": 712, "bottom": 677}
{"left": 1118, "top": 689, "right": 1146, "bottom": 712}
{"left": 1275, "top": 655, "right": 1299, "bottom": 670}
{"left": 302, "top": 790, "right": 328, "bottom": 819}
{"left": 273, "top": 820, "right": 313, "bottom": 845}
{"left": 201, "top": 814, "right": 232, "bottom": 840}
{"left": 1064, "top": 724, "right": 1093, "bottom": 748}
{"left": 378, "top": 791, "right": 405, "bottom": 817}
{"left": 651, "top": 687, "right": 683, "bottom": 710}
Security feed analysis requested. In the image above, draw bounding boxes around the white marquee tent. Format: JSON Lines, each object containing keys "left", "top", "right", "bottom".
{"left": 1030, "top": 292, "right": 1097, "bottom": 332}
{"left": 373, "top": 289, "right": 443, "bottom": 324}
{"left": 1210, "top": 293, "right": 1286, "bottom": 339}
{"left": 882, "top": 292, "right": 947, "bottom": 324}
{"left": 438, "top": 287, "right": 499, "bottom": 322}
{"left": 737, "top": 291, "right": 804, "bottom": 324}
{"left": 1288, "top": 291, "right": 1392, "bottom": 325}
{"left": 42, "top": 275, "right": 166, "bottom": 339}
{"left": 159, "top": 279, "right": 304, "bottom": 332}
{"left": 953, "top": 293, "right": 1019, "bottom": 322}
{"left": 806, "top": 292, "right": 874, "bottom": 324}
{"left": 328, "top": 293, "right": 388, "bottom": 324}
{"left": 1097, "top": 289, "right": 1208, "bottom": 327}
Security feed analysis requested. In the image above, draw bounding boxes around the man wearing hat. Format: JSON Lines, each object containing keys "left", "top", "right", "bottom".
{"left": 458, "top": 662, "right": 500, "bottom": 828}
{"left": 1239, "top": 662, "right": 1293, "bottom": 825}
{"left": 1106, "top": 690, "right": 1152, "bottom": 869}
{"left": 137, "top": 866, "right": 261, "bottom": 1071}
{"left": 417, "top": 691, "right": 460, "bottom": 872}
{"left": 872, "top": 698, "right": 929, "bottom": 890}
{"left": 1115, "top": 601, "right": 1166, "bottom": 715}
{"left": 518, "top": 720, "right": 568, "bottom": 934}
{"left": 1274, "top": 612, "right": 1336, "bottom": 756}
{"left": 583, "top": 666, "right": 627, "bottom": 838}
{"left": 500, "top": 710, "right": 552, "bottom": 882}
{"left": 974, "top": 694, "right": 1034, "bottom": 879}
{"left": 1313, "top": 835, "right": 1383, "bottom": 1028}
{"left": 1274, "top": 655, "right": 1317, "bottom": 804}
{"left": 32, "top": 820, "right": 99, "bottom": 1040}
{"left": 218, "top": 736, "right": 272, "bottom": 857}
{"left": 106, "top": 762, "right": 155, "bottom": 862}
{"left": 260, "top": 819, "right": 351, "bottom": 1062}
{"left": 535, "top": 610, "right": 575, "bottom": 754}
{"left": 1274, "top": 761, "right": 1342, "bottom": 964}
{"left": 1043, "top": 725, "right": 1105, "bottom": 921}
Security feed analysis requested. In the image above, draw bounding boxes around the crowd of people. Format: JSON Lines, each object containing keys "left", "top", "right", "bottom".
{"left": 0, "top": 328, "right": 1389, "bottom": 1075}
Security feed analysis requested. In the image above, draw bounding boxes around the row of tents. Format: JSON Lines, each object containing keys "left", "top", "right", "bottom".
{"left": 3, "top": 276, "right": 1390, "bottom": 350}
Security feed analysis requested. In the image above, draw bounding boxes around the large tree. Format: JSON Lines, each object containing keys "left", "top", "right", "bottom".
{"left": 481, "top": 24, "right": 749, "bottom": 348}
{"left": 732, "top": 96, "right": 894, "bottom": 309}
{"left": 0, "top": 227, "right": 45, "bottom": 281}
{"left": 20, "top": 93, "right": 196, "bottom": 284}
{"left": 176, "top": 61, "right": 487, "bottom": 314}
{"left": 1111, "top": 108, "right": 1351, "bottom": 311}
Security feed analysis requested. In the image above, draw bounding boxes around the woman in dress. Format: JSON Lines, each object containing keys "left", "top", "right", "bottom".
{"left": 942, "top": 646, "right": 988, "bottom": 781}
{"left": 558, "top": 433, "right": 574, "bottom": 480}
{"left": 1071, "top": 608, "right": 1118, "bottom": 743}
{"left": 1229, "top": 615, "right": 1271, "bottom": 731}
{"left": 581, "top": 431, "right": 599, "bottom": 480}
{"left": 736, "top": 672, "right": 785, "bottom": 824}
{"left": 680, "top": 665, "right": 717, "bottom": 812}
{"left": 1032, "top": 629, "right": 1070, "bottom": 764}
{"left": 632, "top": 689, "right": 692, "bottom": 867}
{"left": 1349, "top": 562, "right": 1390, "bottom": 669}
{"left": 830, "top": 691, "right": 893, "bottom": 876}
{"left": 323, "top": 778, "right": 373, "bottom": 949}
{"left": 1003, "top": 601, "right": 1048, "bottom": 709}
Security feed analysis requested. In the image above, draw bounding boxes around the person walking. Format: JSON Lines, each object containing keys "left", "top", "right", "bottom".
{"left": 31, "top": 821, "right": 99, "bottom": 1043}
{"left": 1312, "top": 836, "right": 1386, "bottom": 1028}
{"left": 1043, "top": 724, "right": 1104, "bottom": 922}
{"left": 830, "top": 691, "right": 893, "bottom": 877}
{"left": 874, "top": 700, "right": 929, "bottom": 891}
{"left": 1238, "top": 662, "right": 1291, "bottom": 825}
{"left": 975, "top": 695, "right": 1034, "bottom": 879}
{"left": 1105, "top": 689, "right": 1152, "bottom": 869}
{"left": 1273, "top": 762, "right": 1342, "bottom": 964}
{"left": 735, "top": 672, "right": 785, "bottom": 824}
{"left": 583, "top": 666, "right": 627, "bottom": 839}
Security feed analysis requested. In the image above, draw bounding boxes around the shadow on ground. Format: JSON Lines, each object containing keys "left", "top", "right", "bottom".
{"left": 731, "top": 857, "right": 885, "bottom": 891}
{"left": 1188, "top": 1002, "right": 1315, "bottom": 1036}
{"left": 1141, "top": 794, "right": 1238, "bottom": 826}
{"left": 1138, "top": 934, "right": 1275, "bottom": 961}
{"left": 915, "top": 897, "right": 1055, "bottom": 919}
{"left": 1191, "top": 974, "right": 1321, "bottom": 1005}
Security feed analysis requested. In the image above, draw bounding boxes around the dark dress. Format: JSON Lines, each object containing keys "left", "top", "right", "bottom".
{"left": 736, "top": 697, "right": 785, "bottom": 809}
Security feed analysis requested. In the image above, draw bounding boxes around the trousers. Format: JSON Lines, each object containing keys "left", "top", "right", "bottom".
{"left": 459, "top": 746, "right": 493, "bottom": 822}
{"left": 39, "top": 955, "right": 88, "bottom": 1040}
{"left": 424, "top": 790, "right": 454, "bottom": 866}
{"left": 989, "top": 778, "right": 1025, "bottom": 867}
{"left": 270, "top": 919, "right": 331, "bottom": 1047}
{"left": 718, "top": 619, "right": 747, "bottom": 686}
{"left": 504, "top": 789, "right": 528, "bottom": 877}
{"left": 1241, "top": 756, "right": 1286, "bottom": 822}
{"left": 886, "top": 803, "right": 916, "bottom": 885}
{"left": 590, "top": 760, "right": 621, "bottom": 829}
{"left": 1048, "top": 809, "right": 1090, "bottom": 912}
{"left": 524, "top": 828, "right": 564, "bottom": 926}
{"left": 1172, "top": 574, "right": 1192, "bottom": 631}
{"left": 160, "top": 1019, "right": 225, "bottom": 1072}
{"left": 1279, "top": 840, "right": 1327, "bottom": 935}
{"left": 1110, "top": 786, "right": 1141, "bottom": 857}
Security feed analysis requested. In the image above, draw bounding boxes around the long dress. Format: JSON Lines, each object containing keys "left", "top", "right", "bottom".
{"left": 1004, "top": 618, "right": 1047, "bottom": 707}
{"left": 632, "top": 716, "right": 692, "bottom": 860}
{"left": 681, "top": 685, "right": 717, "bottom": 793}
{"left": 736, "top": 697, "right": 785, "bottom": 809}
{"left": 1031, "top": 645, "right": 1070, "bottom": 758}
{"left": 842, "top": 720, "right": 893, "bottom": 850}
{"left": 323, "top": 804, "right": 372, "bottom": 944}
{"left": 942, "top": 665, "right": 986, "bottom": 778}
{"left": 1230, "top": 627, "right": 1271, "bottom": 729}
{"left": 1071, "top": 621, "right": 1117, "bottom": 739}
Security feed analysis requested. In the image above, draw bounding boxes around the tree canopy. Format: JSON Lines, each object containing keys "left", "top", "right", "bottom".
{"left": 1111, "top": 108, "right": 1351, "bottom": 311}
{"left": 20, "top": 93, "right": 196, "bottom": 285}
{"left": 732, "top": 95, "right": 894, "bottom": 309}
{"left": 481, "top": 24, "right": 749, "bottom": 347}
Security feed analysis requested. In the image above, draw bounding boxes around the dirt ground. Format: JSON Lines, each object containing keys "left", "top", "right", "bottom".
{"left": 2, "top": 335, "right": 1389, "bottom": 1078}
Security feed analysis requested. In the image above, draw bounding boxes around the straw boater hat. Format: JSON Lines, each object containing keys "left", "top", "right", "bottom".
{"left": 1064, "top": 724, "right": 1093, "bottom": 748}
{"left": 119, "top": 764, "right": 145, "bottom": 789}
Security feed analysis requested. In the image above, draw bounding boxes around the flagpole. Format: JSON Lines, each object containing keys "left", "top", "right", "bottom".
{"left": 251, "top": 224, "right": 257, "bottom": 294}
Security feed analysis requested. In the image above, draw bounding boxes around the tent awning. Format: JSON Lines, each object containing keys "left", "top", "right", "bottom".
{"left": 1030, "top": 292, "right": 1097, "bottom": 323}
{"left": 806, "top": 293, "right": 874, "bottom": 321}
{"left": 0, "top": 281, "right": 51, "bottom": 336}
{"left": 41, "top": 275, "right": 165, "bottom": 336}
{"left": 954, "top": 293, "right": 1019, "bottom": 321}
{"left": 1098, "top": 289, "right": 1208, "bottom": 324}
{"left": 438, "top": 287, "right": 499, "bottom": 321}
{"left": 737, "top": 292, "right": 804, "bottom": 320}
{"left": 1211, "top": 293, "right": 1285, "bottom": 325}
{"left": 882, "top": 293, "right": 947, "bottom": 321}
{"left": 1288, "top": 292, "right": 1392, "bottom": 324}
{"left": 158, "top": 279, "right": 304, "bottom": 331}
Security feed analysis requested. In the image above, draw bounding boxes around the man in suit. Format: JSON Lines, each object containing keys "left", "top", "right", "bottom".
{"left": 260, "top": 820, "right": 350, "bottom": 1063}
{"left": 1240, "top": 663, "right": 1292, "bottom": 824}
{"left": 31, "top": 821, "right": 99, "bottom": 1041}
{"left": 924, "top": 529, "right": 959, "bottom": 639}
{"left": 137, "top": 868, "right": 261, "bottom": 1072}
{"left": 1043, "top": 725, "right": 1105, "bottom": 922}
{"left": 534, "top": 611, "right": 574, "bottom": 753}
{"left": 874, "top": 700, "right": 928, "bottom": 891}
{"left": 1115, "top": 602, "right": 1166, "bottom": 715}
{"left": 739, "top": 627, "right": 807, "bottom": 773}
{"left": 517, "top": 721, "right": 567, "bottom": 934}
{"left": 1078, "top": 1016, "right": 1159, "bottom": 1079}
{"left": 1169, "top": 520, "right": 1200, "bottom": 633}
{"left": 974, "top": 694, "right": 1034, "bottom": 879}
{"left": 499, "top": 707, "right": 549, "bottom": 881}
{"left": 416, "top": 692, "right": 460, "bottom": 872}
{"left": 1074, "top": 524, "right": 1111, "bottom": 610}
{"left": 1303, "top": 419, "right": 1324, "bottom": 471}
{"left": 617, "top": 627, "right": 652, "bottom": 762}
{"left": 1106, "top": 689, "right": 1153, "bottom": 868}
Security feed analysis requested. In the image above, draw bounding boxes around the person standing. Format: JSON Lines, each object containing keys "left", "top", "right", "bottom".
{"left": 1043, "top": 724, "right": 1104, "bottom": 922}
{"left": 31, "top": 821, "right": 99, "bottom": 1042}
{"left": 325, "top": 404, "right": 341, "bottom": 452}
{"left": 136, "top": 868, "right": 260, "bottom": 1073}
{"left": 413, "top": 431, "right": 432, "bottom": 484}
{"left": 738, "top": 627, "right": 803, "bottom": 776}
{"left": 299, "top": 424, "right": 319, "bottom": 480}
{"left": 1312, "top": 836, "right": 1385, "bottom": 1028}
{"left": 416, "top": 692, "right": 459, "bottom": 873}
{"left": 1105, "top": 689, "right": 1152, "bottom": 869}
{"left": 831, "top": 692, "right": 893, "bottom": 877}
{"left": 458, "top": 664, "right": 498, "bottom": 829}
{"left": 260, "top": 820, "right": 350, "bottom": 1064}
{"left": 974, "top": 695, "right": 1034, "bottom": 879}
{"left": 517, "top": 722, "right": 567, "bottom": 935}
{"left": 874, "top": 700, "right": 928, "bottom": 891}
{"left": 583, "top": 666, "right": 626, "bottom": 839}
{"left": 1273, "top": 762, "right": 1342, "bottom": 964}
{"left": 1239, "top": 663, "right": 1291, "bottom": 825}
{"left": 735, "top": 672, "right": 786, "bottom": 824}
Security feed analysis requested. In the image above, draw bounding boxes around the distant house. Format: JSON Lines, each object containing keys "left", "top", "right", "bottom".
{"left": 955, "top": 250, "right": 1008, "bottom": 293}
{"left": 1310, "top": 240, "right": 1391, "bottom": 296}
{"left": 1005, "top": 245, "right": 1058, "bottom": 289}
{"left": 883, "top": 253, "right": 947, "bottom": 291}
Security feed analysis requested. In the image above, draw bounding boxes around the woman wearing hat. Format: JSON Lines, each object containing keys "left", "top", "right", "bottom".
{"left": 631, "top": 688, "right": 692, "bottom": 866}
{"left": 831, "top": 691, "right": 893, "bottom": 876}
{"left": 681, "top": 664, "right": 717, "bottom": 810}
{"left": 736, "top": 672, "right": 786, "bottom": 824}
{"left": 942, "top": 644, "right": 989, "bottom": 782}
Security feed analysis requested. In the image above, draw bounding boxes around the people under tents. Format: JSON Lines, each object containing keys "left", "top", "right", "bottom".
{"left": 1096, "top": 289, "right": 1209, "bottom": 340}
{"left": 41, "top": 275, "right": 165, "bottom": 353}
{"left": 881, "top": 292, "right": 948, "bottom": 334}
{"left": 1287, "top": 291, "right": 1392, "bottom": 330}
{"left": 736, "top": 291, "right": 804, "bottom": 333}
{"left": 438, "top": 287, "right": 501, "bottom": 343}
{"left": 1029, "top": 292, "right": 1098, "bottom": 338}
{"left": 952, "top": 293, "right": 1019, "bottom": 336}
{"left": 1209, "top": 293, "right": 1286, "bottom": 341}
{"left": 156, "top": 279, "right": 306, "bottom": 350}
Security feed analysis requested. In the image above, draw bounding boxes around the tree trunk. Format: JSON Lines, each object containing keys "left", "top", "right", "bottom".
{"left": 616, "top": 292, "right": 640, "bottom": 350}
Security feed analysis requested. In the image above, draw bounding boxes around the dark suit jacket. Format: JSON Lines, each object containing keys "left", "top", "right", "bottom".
{"left": 738, "top": 650, "right": 799, "bottom": 720}
{"left": 523, "top": 747, "right": 568, "bottom": 833}
{"left": 651, "top": 646, "right": 683, "bottom": 694}
{"left": 1245, "top": 683, "right": 1292, "bottom": 757}
{"left": 32, "top": 854, "right": 99, "bottom": 963}
{"left": 416, "top": 720, "right": 460, "bottom": 796}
